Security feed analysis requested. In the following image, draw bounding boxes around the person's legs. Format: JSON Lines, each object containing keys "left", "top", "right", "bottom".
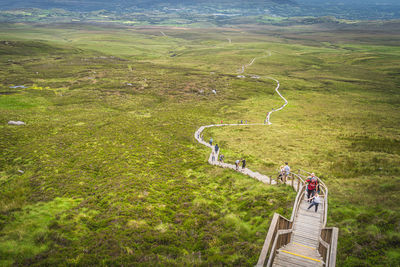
{"left": 307, "top": 202, "right": 316, "bottom": 210}
{"left": 314, "top": 203, "right": 319, "bottom": 212}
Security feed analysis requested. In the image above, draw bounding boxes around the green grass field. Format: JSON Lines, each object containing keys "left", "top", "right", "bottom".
{"left": 0, "top": 22, "right": 399, "bottom": 266}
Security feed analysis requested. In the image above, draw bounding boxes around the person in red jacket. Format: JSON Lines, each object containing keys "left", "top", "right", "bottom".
{"left": 306, "top": 173, "right": 318, "bottom": 202}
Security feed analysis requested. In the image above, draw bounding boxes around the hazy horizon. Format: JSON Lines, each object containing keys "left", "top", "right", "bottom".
{"left": 0, "top": 0, "right": 399, "bottom": 20}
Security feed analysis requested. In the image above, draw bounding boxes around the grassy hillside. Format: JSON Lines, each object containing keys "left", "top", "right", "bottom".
{"left": 0, "top": 22, "right": 399, "bottom": 266}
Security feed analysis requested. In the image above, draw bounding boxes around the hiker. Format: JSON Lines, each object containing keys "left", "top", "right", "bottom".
{"left": 283, "top": 162, "right": 290, "bottom": 183}
{"left": 277, "top": 165, "right": 284, "bottom": 182}
{"left": 211, "top": 151, "right": 216, "bottom": 162}
{"left": 221, "top": 120, "right": 223, "bottom": 124}
{"left": 305, "top": 173, "right": 318, "bottom": 202}
{"left": 241, "top": 120, "right": 243, "bottom": 124}
{"left": 242, "top": 159, "right": 246, "bottom": 170}
{"left": 215, "top": 144, "right": 219, "bottom": 153}
{"left": 209, "top": 138, "right": 213, "bottom": 146}
{"left": 245, "top": 120, "right": 247, "bottom": 124}
{"left": 235, "top": 159, "right": 240, "bottom": 170}
{"left": 307, "top": 193, "right": 321, "bottom": 212}
{"left": 219, "top": 154, "right": 224, "bottom": 163}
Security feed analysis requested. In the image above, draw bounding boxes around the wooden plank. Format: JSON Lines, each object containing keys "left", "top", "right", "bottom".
{"left": 275, "top": 251, "right": 323, "bottom": 267}
{"left": 328, "top": 227, "right": 339, "bottom": 267}
{"left": 283, "top": 245, "right": 319, "bottom": 258}
{"left": 256, "top": 213, "right": 280, "bottom": 267}
{"left": 293, "top": 230, "right": 321, "bottom": 238}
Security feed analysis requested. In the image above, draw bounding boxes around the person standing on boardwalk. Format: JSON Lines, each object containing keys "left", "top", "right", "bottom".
{"left": 242, "top": 159, "right": 246, "bottom": 170}
{"left": 209, "top": 138, "right": 213, "bottom": 146}
{"left": 307, "top": 193, "right": 321, "bottom": 212}
{"left": 215, "top": 144, "right": 219, "bottom": 154}
{"left": 219, "top": 154, "right": 224, "bottom": 163}
{"left": 283, "top": 162, "right": 290, "bottom": 183}
{"left": 306, "top": 173, "right": 318, "bottom": 202}
{"left": 211, "top": 151, "right": 216, "bottom": 162}
{"left": 277, "top": 165, "right": 284, "bottom": 182}
{"left": 235, "top": 159, "right": 240, "bottom": 170}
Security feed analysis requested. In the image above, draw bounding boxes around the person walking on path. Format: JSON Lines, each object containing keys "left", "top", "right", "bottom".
{"left": 277, "top": 165, "right": 284, "bottom": 182}
{"left": 235, "top": 159, "right": 240, "bottom": 170}
{"left": 219, "top": 154, "right": 224, "bottom": 163}
{"left": 307, "top": 193, "right": 321, "bottom": 212}
{"left": 211, "top": 151, "right": 216, "bottom": 162}
{"left": 209, "top": 138, "right": 213, "bottom": 146}
{"left": 305, "top": 173, "right": 318, "bottom": 202}
{"left": 215, "top": 144, "right": 219, "bottom": 154}
{"left": 242, "top": 159, "right": 246, "bottom": 170}
{"left": 283, "top": 162, "right": 290, "bottom": 183}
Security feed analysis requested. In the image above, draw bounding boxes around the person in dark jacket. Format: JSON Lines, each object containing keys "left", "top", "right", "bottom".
{"left": 305, "top": 173, "right": 318, "bottom": 202}
{"left": 242, "top": 159, "right": 246, "bottom": 169}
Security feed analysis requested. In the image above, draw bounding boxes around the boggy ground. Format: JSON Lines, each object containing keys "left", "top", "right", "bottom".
{"left": 0, "top": 22, "right": 399, "bottom": 266}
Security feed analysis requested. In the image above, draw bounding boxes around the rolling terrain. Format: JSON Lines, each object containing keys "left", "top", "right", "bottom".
{"left": 0, "top": 21, "right": 399, "bottom": 266}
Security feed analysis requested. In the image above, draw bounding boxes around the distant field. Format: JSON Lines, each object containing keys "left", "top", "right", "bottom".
{"left": 0, "top": 22, "right": 399, "bottom": 266}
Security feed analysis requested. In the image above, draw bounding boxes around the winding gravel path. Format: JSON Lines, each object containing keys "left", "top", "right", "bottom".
{"left": 194, "top": 53, "right": 288, "bottom": 184}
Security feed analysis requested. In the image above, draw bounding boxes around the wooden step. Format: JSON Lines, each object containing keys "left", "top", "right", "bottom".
{"left": 281, "top": 243, "right": 320, "bottom": 258}
{"left": 291, "top": 236, "right": 319, "bottom": 247}
{"left": 273, "top": 249, "right": 324, "bottom": 267}
{"left": 292, "top": 229, "right": 320, "bottom": 238}
{"left": 296, "top": 213, "right": 322, "bottom": 220}
{"left": 294, "top": 220, "right": 322, "bottom": 227}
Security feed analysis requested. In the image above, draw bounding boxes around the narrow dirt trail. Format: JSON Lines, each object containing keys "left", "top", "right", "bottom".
{"left": 194, "top": 52, "right": 287, "bottom": 183}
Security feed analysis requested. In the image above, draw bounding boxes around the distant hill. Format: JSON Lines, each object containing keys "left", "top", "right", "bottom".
{"left": 0, "top": 0, "right": 295, "bottom": 12}
{"left": 0, "top": 0, "right": 399, "bottom": 20}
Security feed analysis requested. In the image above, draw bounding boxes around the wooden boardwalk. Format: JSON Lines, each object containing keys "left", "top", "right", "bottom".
{"left": 272, "top": 194, "right": 325, "bottom": 267}
{"left": 194, "top": 54, "right": 338, "bottom": 266}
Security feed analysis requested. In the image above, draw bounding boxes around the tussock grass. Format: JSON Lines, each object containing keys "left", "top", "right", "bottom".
{"left": 0, "top": 22, "right": 399, "bottom": 266}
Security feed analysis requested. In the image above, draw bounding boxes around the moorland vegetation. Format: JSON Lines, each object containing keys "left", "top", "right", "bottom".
{"left": 0, "top": 20, "right": 399, "bottom": 266}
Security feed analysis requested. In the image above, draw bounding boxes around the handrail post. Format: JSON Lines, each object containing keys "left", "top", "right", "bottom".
{"left": 291, "top": 173, "right": 294, "bottom": 189}
{"left": 328, "top": 227, "right": 339, "bottom": 267}
{"left": 256, "top": 213, "right": 279, "bottom": 267}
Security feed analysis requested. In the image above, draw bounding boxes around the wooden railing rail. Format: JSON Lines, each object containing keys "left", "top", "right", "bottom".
{"left": 297, "top": 170, "right": 328, "bottom": 227}
{"left": 256, "top": 176, "right": 305, "bottom": 267}
{"left": 256, "top": 213, "right": 292, "bottom": 267}
{"left": 319, "top": 227, "right": 339, "bottom": 267}
{"left": 257, "top": 170, "right": 338, "bottom": 267}
{"left": 298, "top": 169, "right": 338, "bottom": 267}
{"left": 266, "top": 229, "right": 293, "bottom": 267}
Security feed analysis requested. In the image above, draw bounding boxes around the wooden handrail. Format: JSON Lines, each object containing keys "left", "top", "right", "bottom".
{"left": 266, "top": 229, "right": 293, "bottom": 267}
{"left": 257, "top": 176, "right": 305, "bottom": 266}
{"left": 257, "top": 170, "right": 338, "bottom": 267}
{"left": 256, "top": 213, "right": 280, "bottom": 267}
{"left": 319, "top": 227, "right": 339, "bottom": 267}
{"left": 297, "top": 170, "right": 329, "bottom": 227}
{"left": 290, "top": 184, "right": 306, "bottom": 222}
